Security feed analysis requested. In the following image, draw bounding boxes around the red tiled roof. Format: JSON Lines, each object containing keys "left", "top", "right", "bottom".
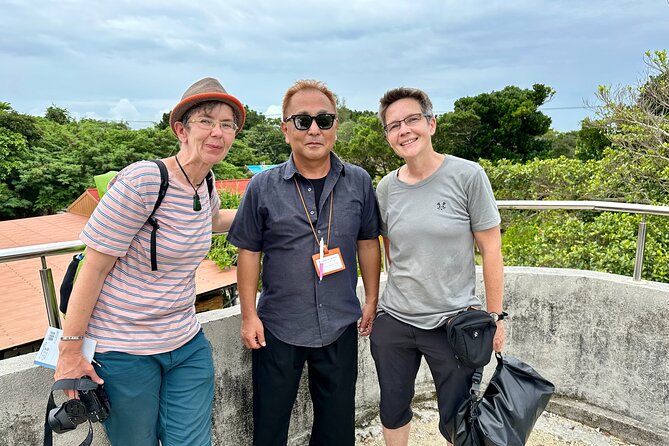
{"left": 0, "top": 213, "right": 237, "bottom": 351}
{"left": 88, "top": 188, "right": 100, "bottom": 201}
{"left": 215, "top": 179, "right": 249, "bottom": 195}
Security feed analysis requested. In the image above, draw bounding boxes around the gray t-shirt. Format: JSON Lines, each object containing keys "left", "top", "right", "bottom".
{"left": 376, "top": 155, "right": 501, "bottom": 329}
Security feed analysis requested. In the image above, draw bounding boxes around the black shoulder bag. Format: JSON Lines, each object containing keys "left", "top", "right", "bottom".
{"left": 445, "top": 308, "right": 500, "bottom": 369}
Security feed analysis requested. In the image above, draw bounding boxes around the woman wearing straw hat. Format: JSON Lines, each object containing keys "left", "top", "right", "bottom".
{"left": 54, "top": 77, "right": 245, "bottom": 445}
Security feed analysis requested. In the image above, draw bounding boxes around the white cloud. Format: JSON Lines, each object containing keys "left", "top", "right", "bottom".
{"left": 109, "top": 99, "right": 140, "bottom": 122}
{"left": 264, "top": 105, "right": 282, "bottom": 119}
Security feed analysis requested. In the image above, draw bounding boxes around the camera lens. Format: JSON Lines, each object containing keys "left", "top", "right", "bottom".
{"left": 63, "top": 400, "right": 88, "bottom": 425}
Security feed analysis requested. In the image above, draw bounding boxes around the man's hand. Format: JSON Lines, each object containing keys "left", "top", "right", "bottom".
{"left": 241, "top": 314, "right": 266, "bottom": 349}
{"left": 358, "top": 303, "right": 376, "bottom": 336}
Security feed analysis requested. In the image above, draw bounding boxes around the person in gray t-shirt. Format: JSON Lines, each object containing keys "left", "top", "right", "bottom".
{"left": 370, "top": 87, "right": 505, "bottom": 446}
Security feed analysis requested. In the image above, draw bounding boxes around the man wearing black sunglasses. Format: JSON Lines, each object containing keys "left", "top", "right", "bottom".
{"left": 228, "top": 80, "right": 381, "bottom": 446}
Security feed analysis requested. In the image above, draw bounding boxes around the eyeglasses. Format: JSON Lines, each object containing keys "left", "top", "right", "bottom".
{"left": 188, "top": 117, "right": 238, "bottom": 133}
{"left": 383, "top": 113, "right": 431, "bottom": 134}
{"left": 284, "top": 113, "right": 336, "bottom": 131}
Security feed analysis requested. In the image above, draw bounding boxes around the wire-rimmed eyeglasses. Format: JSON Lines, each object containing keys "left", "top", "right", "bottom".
{"left": 383, "top": 113, "right": 431, "bottom": 134}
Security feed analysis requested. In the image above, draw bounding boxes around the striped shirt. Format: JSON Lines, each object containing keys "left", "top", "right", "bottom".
{"left": 80, "top": 160, "right": 220, "bottom": 354}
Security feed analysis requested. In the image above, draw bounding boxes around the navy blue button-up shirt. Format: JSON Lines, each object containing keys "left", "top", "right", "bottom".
{"left": 228, "top": 153, "right": 380, "bottom": 347}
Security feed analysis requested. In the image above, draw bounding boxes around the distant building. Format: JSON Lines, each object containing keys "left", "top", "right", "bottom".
{"left": 247, "top": 164, "right": 278, "bottom": 175}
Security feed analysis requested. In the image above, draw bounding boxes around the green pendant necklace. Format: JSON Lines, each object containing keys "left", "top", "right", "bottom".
{"left": 174, "top": 155, "right": 204, "bottom": 211}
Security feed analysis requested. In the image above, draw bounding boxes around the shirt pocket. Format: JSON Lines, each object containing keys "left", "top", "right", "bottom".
{"left": 335, "top": 203, "right": 362, "bottom": 237}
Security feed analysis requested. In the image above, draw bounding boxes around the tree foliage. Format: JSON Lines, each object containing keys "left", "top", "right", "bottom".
{"left": 592, "top": 50, "right": 669, "bottom": 199}
{"left": 45, "top": 105, "right": 72, "bottom": 125}
{"left": 335, "top": 115, "right": 401, "bottom": 180}
{"left": 434, "top": 84, "right": 555, "bottom": 161}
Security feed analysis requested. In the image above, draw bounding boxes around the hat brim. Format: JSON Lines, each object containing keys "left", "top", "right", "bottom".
{"left": 170, "top": 92, "right": 246, "bottom": 135}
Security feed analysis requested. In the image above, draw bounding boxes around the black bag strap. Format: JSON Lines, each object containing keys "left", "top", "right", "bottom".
{"left": 145, "top": 161, "right": 211, "bottom": 271}
{"left": 147, "top": 160, "right": 170, "bottom": 271}
{"left": 467, "top": 353, "right": 505, "bottom": 425}
{"left": 205, "top": 170, "right": 214, "bottom": 198}
{"left": 44, "top": 379, "right": 98, "bottom": 446}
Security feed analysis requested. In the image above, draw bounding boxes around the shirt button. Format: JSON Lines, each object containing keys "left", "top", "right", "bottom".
{"left": 308, "top": 187, "right": 312, "bottom": 192}
{"left": 319, "top": 304, "right": 323, "bottom": 307}
{"left": 310, "top": 210, "right": 315, "bottom": 215}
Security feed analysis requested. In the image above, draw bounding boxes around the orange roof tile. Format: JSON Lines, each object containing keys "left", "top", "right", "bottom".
{"left": 215, "top": 179, "right": 249, "bottom": 195}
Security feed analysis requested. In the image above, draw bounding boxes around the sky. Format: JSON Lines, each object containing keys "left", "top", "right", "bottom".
{"left": 1, "top": 0, "right": 668, "bottom": 132}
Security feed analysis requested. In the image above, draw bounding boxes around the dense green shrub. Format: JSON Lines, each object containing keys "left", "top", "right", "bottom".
{"left": 208, "top": 233, "right": 238, "bottom": 269}
{"left": 206, "top": 190, "right": 242, "bottom": 269}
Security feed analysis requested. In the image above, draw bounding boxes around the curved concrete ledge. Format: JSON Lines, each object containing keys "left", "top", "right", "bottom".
{"left": 1, "top": 267, "right": 667, "bottom": 445}
{"left": 492, "top": 267, "right": 669, "bottom": 445}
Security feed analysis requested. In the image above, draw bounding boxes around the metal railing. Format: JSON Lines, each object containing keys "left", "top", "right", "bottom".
{"left": 0, "top": 240, "right": 85, "bottom": 330}
{"left": 1, "top": 200, "right": 668, "bottom": 337}
{"left": 496, "top": 200, "right": 669, "bottom": 281}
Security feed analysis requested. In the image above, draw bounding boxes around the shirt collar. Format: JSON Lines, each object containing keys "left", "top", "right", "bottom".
{"left": 282, "top": 152, "right": 346, "bottom": 180}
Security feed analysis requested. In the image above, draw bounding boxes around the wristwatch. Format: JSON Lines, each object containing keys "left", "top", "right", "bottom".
{"left": 489, "top": 311, "right": 508, "bottom": 322}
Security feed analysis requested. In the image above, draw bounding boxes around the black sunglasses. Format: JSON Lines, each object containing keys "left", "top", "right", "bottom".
{"left": 284, "top": 113, "right": 336, "bottom": 130}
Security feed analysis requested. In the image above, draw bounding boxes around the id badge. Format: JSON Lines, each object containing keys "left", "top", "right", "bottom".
{"left": 312, "top": 247, "right": 346, "bottom": 277}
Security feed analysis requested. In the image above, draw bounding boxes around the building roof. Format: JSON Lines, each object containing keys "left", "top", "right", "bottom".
{"left": 247, "top": 164, "right": 278, "bottom": 175}
{"left": 0, "top": 213, "right": 237, "bottom": 351}
{"left": 215, "top": 179, "right": 250, "bottom": 195}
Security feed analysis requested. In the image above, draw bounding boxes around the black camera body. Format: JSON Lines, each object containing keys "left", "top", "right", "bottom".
{"left": 47, "top": 377, "right": 110, "bottom": 434}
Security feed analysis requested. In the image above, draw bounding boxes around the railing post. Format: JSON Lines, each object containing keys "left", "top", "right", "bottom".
{"left": 633, "top": 218, "right": 647, "bottom": 281}
{"left": 39, "top": 256, "right": 62, "bottom": 329}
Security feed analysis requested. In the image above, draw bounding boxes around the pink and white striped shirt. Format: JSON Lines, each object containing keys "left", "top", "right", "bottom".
{"left": 80, "top": 160, "right": 220, "bottom": 354}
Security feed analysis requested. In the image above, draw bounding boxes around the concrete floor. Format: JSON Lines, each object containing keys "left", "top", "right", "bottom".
{"left": 356, "top": 402, "right": 637, "bottom": 446}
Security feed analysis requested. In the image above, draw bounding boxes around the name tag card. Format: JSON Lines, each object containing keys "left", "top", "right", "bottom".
{"left": 312, "top": 247, "right": 346, "bottom": 277}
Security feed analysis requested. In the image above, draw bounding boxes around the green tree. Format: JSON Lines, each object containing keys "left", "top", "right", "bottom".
{"left": 335, "top": 115, "right": 401, "bottom": 180}
{"left": 155, "top": 111, "right": 171, "bottom": 130}
{"left": 239, "top": 121, "right": 289, "bottom": 164}
{"left": 575, "top": 118, "right": 610, "bottom": 161}
{"left": 593, "top": 50, "right": 669, "bottom": 202}
{"left": 45, "top": 105, "right": 72, "bottom": 125}
{"left": 541, "top": 130, "right": 578, "bottom": 158}
{"left": 0, "top": 107, "right": 41, "bottom": 143}
{"left": 435, "top": 84, "right": 555, "bottom": 161}
{"left": 241, "top": 106, "right": 266, "bottom": 132}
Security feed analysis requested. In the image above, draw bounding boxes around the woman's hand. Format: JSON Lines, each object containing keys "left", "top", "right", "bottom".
{"left": 54, "top": 342, "right": 103, "bottom": 399}
{"left": 493, "top": 321, "right": 505, "bottom": 353}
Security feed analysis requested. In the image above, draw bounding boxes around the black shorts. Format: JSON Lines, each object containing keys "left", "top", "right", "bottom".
{"left": 370, "top": 313, "right": 474, "bottom": 442}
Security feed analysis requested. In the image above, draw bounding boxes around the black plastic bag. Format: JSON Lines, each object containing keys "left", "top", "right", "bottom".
{"left": 452, "top": 353, "right": 555, "bottom": 446}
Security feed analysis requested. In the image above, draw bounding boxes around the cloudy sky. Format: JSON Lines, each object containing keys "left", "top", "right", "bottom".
{"left": 2, "top": 0, "right": 667, "bottom": 131}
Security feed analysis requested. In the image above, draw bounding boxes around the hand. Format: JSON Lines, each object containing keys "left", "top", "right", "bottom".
{"left": 358, "top": 303, "right": 376, "bottom": 337}
{"left": 54, "top": 347, "right": 103, "bottom": 399}
{"left": 493, "top": 321, "right": 505, "bottom": 353}
{"left": 240, "top": 314, "right": 266, "bottom": 349}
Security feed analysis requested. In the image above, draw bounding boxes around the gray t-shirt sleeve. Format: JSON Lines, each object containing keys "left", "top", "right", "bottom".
{"left": 467, "top": 168, "right": 501, "bottom": 232}
{"left": 376, "top": 172, "right": 393, "bottom": 237}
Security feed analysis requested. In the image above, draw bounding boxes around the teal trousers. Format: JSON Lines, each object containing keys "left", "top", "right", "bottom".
{"left": 94, "top": 329, "right": 214, "bottom": 446}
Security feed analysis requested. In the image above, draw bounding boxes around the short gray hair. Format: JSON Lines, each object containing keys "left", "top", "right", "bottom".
{"left": 378, "top": 87, "right": 433, "bottom": 127}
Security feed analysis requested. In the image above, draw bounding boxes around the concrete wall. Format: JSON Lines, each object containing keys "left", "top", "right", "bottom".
{"left": 1, "top": 267, "right": 668, "bottom": 445}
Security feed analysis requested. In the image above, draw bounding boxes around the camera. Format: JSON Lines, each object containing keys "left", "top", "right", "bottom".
{"left": 47, "top": 377, "right": 110, "bottom": 434}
